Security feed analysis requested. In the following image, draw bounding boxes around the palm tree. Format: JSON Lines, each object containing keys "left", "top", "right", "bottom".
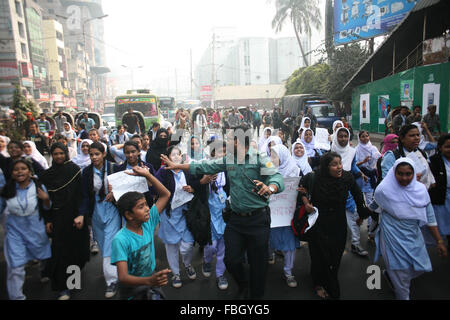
{"left": 272, "top": 0, "right": 322, "bottom": 67}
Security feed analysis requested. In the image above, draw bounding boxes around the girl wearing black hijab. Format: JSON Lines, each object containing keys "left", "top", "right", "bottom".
{"left": 298, "top": 152, "right": 373, "bottom": 300}
{"left": 40, "top": 143, "right": 90, "bottom": 300}
{"left": 146, "top": 128, "right": 181, "bottom": 171}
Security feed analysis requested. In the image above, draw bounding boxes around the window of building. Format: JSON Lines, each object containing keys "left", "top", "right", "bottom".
{"left": 56, "top": 31, "right": 63, "bottom": 41}
{"left": 21, "top": 43, "right": 27, "bottom": 59}
{"left": 48, "top": 9, "right": 54, "bottom": 14}
{"left": 15, "top": 1, "right": 22, "bottom": 17}
{"left": 58, "top": 47, "right": 64, "bottom": 56}
{"left": 18, "top": 22, "right": 25, "bottom": 38}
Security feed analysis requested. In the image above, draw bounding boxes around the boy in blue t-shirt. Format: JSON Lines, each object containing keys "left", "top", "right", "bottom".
{"left": 111, "top": 166, "right": 171, "bottom": 300}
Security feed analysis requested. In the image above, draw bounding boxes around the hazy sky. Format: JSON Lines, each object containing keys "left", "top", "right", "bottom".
{"left": 102, "top": 0, "right": 326, "bottom": 97}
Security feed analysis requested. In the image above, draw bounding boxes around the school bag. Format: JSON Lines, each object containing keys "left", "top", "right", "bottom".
{"left": 291, "top": 172, "right": 317, "bottom": 241}
{"left": 183, "top": 195, "right": 212, "bottom": 247}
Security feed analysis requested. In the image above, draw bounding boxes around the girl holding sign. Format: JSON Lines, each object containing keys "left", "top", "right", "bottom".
{"left": 155, "top": 146, "right": 201, "bottom": 289}
{"left": 268, "top": 144, "right": 301, "bottom": 288}
{"left": 79, "top": 142, "right": 121, "bottom": 298}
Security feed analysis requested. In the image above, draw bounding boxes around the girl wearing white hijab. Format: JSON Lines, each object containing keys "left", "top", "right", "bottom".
{"left": 63, "top": 122, "right": 77, "bottom": 149}
{"left": 265, "top": 135, "right": 283, "bottom": 156}
{"left": 98, "top": 126, "right": 109, "bottom": 145}
{"left": 291, "top": 117, "right": 312, "bottom": 144}
{"left": 23, "top": 141, "right": 49, "bottom": 169}
{"left": 0, "top": 135, "right": 9, "bottom": 157}
{"left": 291, "top": 141, "right": 312, "bottom": 176}
{"left": 268, "top": 144, "right": 300, "bottom": 288}
{"left": 331, "top": 127, "right": 369, "bottom": 257}
{"left": 371, "top": 157, "right": 447, "bottom": 300}
{"left": 258, "top": 127, "right": 273, "bottom": 152}
{"left": 329, "top": 120, "right": 344, "bottom": 143}
{"left": 301, "top": 128, "right": 324, "bottom": 170}
{"left": 72, "top": 139, "right": 93, "bottom": 169}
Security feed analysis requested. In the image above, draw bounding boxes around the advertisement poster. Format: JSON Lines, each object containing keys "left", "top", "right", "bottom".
{"left": 334, "top": 0, "right": 417, "bottom": 45}
{"left": 378, "top": 95, "right": 390, "bottom": 119}
{"left": 400, "top": 79, "right": 414, "bottom": 106}
{"left": 422, "top": 83, "right": 440, "bottom": 115}
{"left": 360, "top": 93, "right": 370, "bottom": 124}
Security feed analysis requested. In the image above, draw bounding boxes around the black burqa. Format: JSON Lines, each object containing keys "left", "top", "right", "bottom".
{"left": 299, "top": 155, "right": 370, "bottom": 300}
{"left": 40, "top": 143, "right": 90, "bottom": 292}
{"left": 145, "top": 128, "right": 170, "bottom": 171}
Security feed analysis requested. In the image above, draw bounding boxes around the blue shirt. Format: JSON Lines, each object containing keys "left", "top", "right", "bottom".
{"left": 111, "top": 205, "right": 160, "bottom": 277}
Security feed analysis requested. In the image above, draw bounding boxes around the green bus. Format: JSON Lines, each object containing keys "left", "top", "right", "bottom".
{"left": 115, "top": 90, "right": 161, "bottom": 132}
{"left": 159, "top": 96, "right": 176, "bottom": 122}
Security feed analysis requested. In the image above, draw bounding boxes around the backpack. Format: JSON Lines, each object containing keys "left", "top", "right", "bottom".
{"left": 183, "top": 195, "right": 212, "bottom": 247}
{"left": 291, "top": 172, "right": 316, "bottom": 241}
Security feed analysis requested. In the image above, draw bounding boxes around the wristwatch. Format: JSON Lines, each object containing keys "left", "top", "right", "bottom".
{"left": 269, "top": 186, "right": 276, "bottom": 194}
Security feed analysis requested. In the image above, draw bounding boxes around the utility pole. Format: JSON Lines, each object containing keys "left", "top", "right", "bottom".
{"left": 211, "top": 32, "right": 215, "bottom": 109}
{"left": 175, "top": 68, "right": 178, "bottom": 100}
{"left": 190, "top": 49, "right": 193, "bottom": 99}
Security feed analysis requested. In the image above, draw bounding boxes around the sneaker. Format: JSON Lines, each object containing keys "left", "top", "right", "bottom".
{"left": 40, "top": 276, "right": 50, "bottom": 284}
{"left": 351, "top": 244, "right": 368, "bottom": 257}
{"left": 172, "top": 274, "right": 182, "bottom": 288}
{"left": 217, "top": 276, "right": 228, "bottom": 290}
{"left": 202, "top": 262, "right": 212, "bottom": 278}
{"left": 105, "top": 282, "right": 118, "bottom": 298}
{"left": 268, "top": 253, "right": 275, "bottom": 265}
{"left": 90, "top": 242, "right": 99, "bottom": 255}
{"left": 285, "top": 274, "right": 298, "bottom": 288}
{"left": 57, "top": 290, "right": 70, "bottom": 300}
{"left": 185, "top": 265, "right": 197, "bottom": 280}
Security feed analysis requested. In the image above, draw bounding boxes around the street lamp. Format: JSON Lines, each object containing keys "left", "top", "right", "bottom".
{"left": 121, "top": 65, "right": 144, "bottom": 90}
{"left": 83, "top": 14, "right": 108, "bottom": 111}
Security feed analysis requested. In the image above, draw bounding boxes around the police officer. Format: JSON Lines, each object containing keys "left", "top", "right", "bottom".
{"left": 161, "top": 125, "right": 284, "bottom": 300}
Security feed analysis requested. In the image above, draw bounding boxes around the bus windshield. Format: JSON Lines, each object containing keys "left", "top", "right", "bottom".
{"left": 159, "top": 97, "right": 175, "bottom": 109}
{"left": 115, "top": 97, "right": 158, "bottom": 118}
{"left": 308, "top": 104, "right": 336, "bottom": 117}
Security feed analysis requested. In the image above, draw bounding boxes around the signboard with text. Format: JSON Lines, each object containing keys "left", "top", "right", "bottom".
{"left": 334, "top": 0, "right": 417, "bottom": 45}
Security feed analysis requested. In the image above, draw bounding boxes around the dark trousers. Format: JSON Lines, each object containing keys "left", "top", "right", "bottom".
{"left": 224, "top": 208, "right": 271, "bottom": 300}
{"left": 253, "top": 122, "right": 261, "bottom": 137}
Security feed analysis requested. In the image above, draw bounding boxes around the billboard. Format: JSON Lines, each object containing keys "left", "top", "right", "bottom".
{"left": 334, "top": 0, "right": 417, "bottom": 46}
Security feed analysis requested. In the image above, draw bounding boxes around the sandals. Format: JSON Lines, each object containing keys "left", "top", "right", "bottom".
{"left": 315, "top": 286, "right": 330, "bottom": 300}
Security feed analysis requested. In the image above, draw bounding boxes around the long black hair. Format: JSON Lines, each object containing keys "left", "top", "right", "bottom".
{"left": 1, "top": 159, "right": 35, "bottom": 200}
{"left": 397, "top": 124, "right": 419, "bottom": 152}
{"left": 437, "top": 133, "right": 450, "bottom": 154}
{"left": 89, "top": 142, "right": 107, "bottom": 202}
{"left": 50, "top": 142, "right": 69, "bottom": 163}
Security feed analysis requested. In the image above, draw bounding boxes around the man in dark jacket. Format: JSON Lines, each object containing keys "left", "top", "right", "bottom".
{"left": 27, "top": 122, "right": 49, "bottom": 155}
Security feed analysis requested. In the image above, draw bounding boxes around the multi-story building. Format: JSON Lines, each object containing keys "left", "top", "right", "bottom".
{"left": 42, "top": 18, "right": 68, "bottom": 105}
{"left": 0, "top": 0, "right": 34, "bottom": 104}
{"left": 195, "top": 36, "right": 310, "bottom": 101}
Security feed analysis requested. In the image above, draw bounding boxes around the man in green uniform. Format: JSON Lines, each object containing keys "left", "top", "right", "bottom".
{"left": 161, "top": 125, "right": 284, "bottom": 300}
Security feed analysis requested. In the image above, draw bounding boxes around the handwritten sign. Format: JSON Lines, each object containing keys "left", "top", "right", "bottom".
{"left": 108, "top": 171, "right": 149, "bottom": 201}
{"left": 314, "top": 128, "right": 331, "bottom": 151}
{"left": 268, "top": 177, "right": 300, "bottom": 228}
{"left": 171, "top": 187, "right": 194, "bottom": 210}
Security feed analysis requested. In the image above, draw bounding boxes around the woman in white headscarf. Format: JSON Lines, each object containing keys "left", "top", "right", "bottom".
{"left": 265, "top": 135, "right": 283, "bottom": 157}
{"left": 331, "top": 127, "right": 369, "bottom": 257}
{"left": 301, "top": 128, "right": 324, "bottom": 170}
{"left": 258, "top": 127, "right": 273, "bottom": 153}
{"left": 0, "top": 135, "right": 9, "bottom": 157}
{"left": 329, "top": 120, "right": 344, "bottom": 143}
{"left": 268, "top": 144, "right": 301, "bottom": 288}
{"left": 72, "top": 139, "right": 93, "bottom": 169}
{"left": 62, "top": 122, "right": 77, "bottom": 149}
{"left": 291, "top": 117, "right": 312, "bottom": 144}
{"left": 23, "top": 140, "right": 49, "bottom": 169}
{"left": 371, "top": 157, "right": 447, "bottom": 300}
{"left": 291, "top": 141, "right": 312, "bottom": 176}
{"left": 98, "top": 126, "right": 109, "bottom": 145}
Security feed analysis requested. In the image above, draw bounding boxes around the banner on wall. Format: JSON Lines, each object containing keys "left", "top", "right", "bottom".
{"left": 378, "top": 95, "right": 390, "bottom": 125}
{"left": 360, "top": 93, "right": 370, "bottom": 124}
{"left": 422, "top": 83, "right": 440, "bottom": 115}
{"left": 400, "top": 80, "right": 414, "bottom": 103}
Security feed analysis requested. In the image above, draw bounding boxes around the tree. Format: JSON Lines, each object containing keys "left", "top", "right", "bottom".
{"left": 11, "top": 85, "right": 39, "bottom": 138}
{"left": 272, "top": 0, "right": 322, "bottom": 67}
{"left": 285, "top": 63, "right": 330, "bottom": 95}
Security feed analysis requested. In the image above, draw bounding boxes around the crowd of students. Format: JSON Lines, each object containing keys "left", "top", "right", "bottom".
{"left": 0, "top": 108, "right": 449, "bottom": 301}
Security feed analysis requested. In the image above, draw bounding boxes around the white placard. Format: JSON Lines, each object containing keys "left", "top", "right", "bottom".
{"left": 360, "top": 94, "right": 370, "bottom": 124}
{"left": 171, "top": 187, "right": 194, "bottom": 210}
{"left": 314, "top": 128, "right": 331, "bottom": 151}
{"left": 268, "top": 177, "right": 300, "bottom": 228}
{"left": 108, "top": 170, "right": 149, "bottom": 201}
{"left": 422, "top": 83, "right": 440, "bottom": 115}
